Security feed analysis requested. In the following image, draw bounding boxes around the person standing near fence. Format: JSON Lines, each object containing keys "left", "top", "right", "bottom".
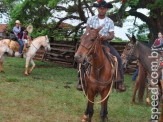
{"left": 152, "top": 32, "right": 163, "bottom": 48}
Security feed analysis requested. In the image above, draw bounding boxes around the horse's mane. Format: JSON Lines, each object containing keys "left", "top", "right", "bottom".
{"left": 32, "top": 36, "right": 45, "bottom": 42}
{"left": 138, "top": 41, "right": 151, "bottom": 48}
{"left": 138, "top": 41, "right": 161, "bottom": 54}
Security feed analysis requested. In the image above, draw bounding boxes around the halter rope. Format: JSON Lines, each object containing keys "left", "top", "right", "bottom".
{"left": 79, "top": 56, "right": 118, "bottom": 104}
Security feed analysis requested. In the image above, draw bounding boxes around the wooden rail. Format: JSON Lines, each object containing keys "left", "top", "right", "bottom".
{"left": 33, "top": 41, "right": 137, "bottom": 74}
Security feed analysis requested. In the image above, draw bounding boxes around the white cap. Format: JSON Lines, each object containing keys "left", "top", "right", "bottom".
{"left": 15, "top": 20, "right": 21, "bottom": 24}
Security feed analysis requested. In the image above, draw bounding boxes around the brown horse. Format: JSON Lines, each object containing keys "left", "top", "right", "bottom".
{"left": 128, "top": 63, "right": 146, "bottom": 103}
{"left": 74, "top": 27, "right": 117, "bottom": 122}
{"left": 122, "top": 40, "right": 149, "bottom": 105}
{"left": 121, "top": 34, "right": 163, "bottom": 121}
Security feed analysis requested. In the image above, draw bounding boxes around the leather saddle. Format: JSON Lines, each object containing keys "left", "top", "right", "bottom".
{"left": 8, "top": 39, "right": 32, "bottom": 53}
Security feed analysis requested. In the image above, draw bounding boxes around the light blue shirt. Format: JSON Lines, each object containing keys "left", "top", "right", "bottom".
{"left": 87, "top": 15, "right": 114, "bottom": 37}
{"left": 13, "top": 26, "right": 21, "bottom": 38}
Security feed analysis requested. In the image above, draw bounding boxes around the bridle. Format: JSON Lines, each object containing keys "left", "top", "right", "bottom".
{"left": 79, "top": 35, "right": 105, "bottom": 68}
{"left": 78, "top": 35, "right": 118, "bottom": 104}
{"left": 44, "top": 36, "right": 50, "bottom": 50}
{"left": 121, "top": 42, "right": 135, "bottom": 65}
{"left": 79, "top": 36, "right": 99, "bottom": 58}
{"left": 79, "top": 34, "right": 117, "bottom": 86}
{"left": 31, "top": 36, "right": 49, "bottom": 50}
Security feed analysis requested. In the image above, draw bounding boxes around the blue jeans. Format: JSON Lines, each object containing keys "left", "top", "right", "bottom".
{"left": 18, "top": 39, "right": 24, "bottom": 54}
{"left": 132, "top": 67, "right": 139, "bottom": 81}
{"left": 108, "top": 44, "right": 124, "bottom": 84}
{"left": 102, "top": 41, "right": 124, "bottom": 85}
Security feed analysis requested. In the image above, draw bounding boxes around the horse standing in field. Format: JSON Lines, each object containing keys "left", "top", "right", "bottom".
{"left": 131, "top": 63, "right": 149, "bottom": 105}
{"left": 74, "top": 27, "right": 117, "bottom": 122}
{"left": 0, "top": 35, "right": 51, "bottom": 75}
{"left": 121, "top": 34, "right": 163, "bottom": 121}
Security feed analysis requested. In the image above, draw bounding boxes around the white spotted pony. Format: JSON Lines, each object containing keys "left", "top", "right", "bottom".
{"left": 0, "top": 35, "right": 51, "bottom": 75}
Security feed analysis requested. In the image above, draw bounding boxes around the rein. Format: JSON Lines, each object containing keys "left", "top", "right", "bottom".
{"left": 31, "top": 36, "right": 48, "bottom": 50}
{"left": 79, "top": 37, "right": 98, "bottom": 57}
{"left": 123, "top": 43, "right": 135, "bottom": 61}
{"left": 78, "top": 36, "right": 118, "bottom": 104}
{"left": 79, "top": 58, "right": 117, "bottom": 104}
{"left": 31, "top": 42, "right": 38, "bottom": 50}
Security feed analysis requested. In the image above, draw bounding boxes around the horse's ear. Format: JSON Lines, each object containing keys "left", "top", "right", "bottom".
{"left": 96, "top": 27, "right": 102, "bottom": 32}
{"left": 126, "top": 33, "right": 132, "bottom": 41}
{"left": 86, "top": 26, "right": 91, "bottom": 31}
{"left": 132, "top": 35, "right": 136, "bottom": 43}
{"left": 126, "top": 34, "right": 136, "bottom": 44}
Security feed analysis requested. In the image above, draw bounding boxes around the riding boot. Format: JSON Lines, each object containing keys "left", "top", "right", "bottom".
{"left": 115, "top": 80, "right": 126, "bottom": 92}
{"left": 117, "top": 82, "right": 126, "bottom": 92}
{"left": 26, "top": 43, "right": 30, "bottom": 48}
{"left": 76, "top": 71, "right": 83, "bottom": 91}
{"left": 76, "top": 79, "right": 82, "bottom": 91}
{"left": 18, "top": 53, "right": 23, "bottom": 58}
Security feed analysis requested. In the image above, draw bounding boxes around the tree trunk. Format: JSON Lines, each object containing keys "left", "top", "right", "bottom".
{"left": 148, "top": 9, "right": 163, "bottom": 44}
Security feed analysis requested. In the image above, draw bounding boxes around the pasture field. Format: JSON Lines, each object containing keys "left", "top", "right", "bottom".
{"left": 0, "top": 57, "right": 152, "bottom": 122}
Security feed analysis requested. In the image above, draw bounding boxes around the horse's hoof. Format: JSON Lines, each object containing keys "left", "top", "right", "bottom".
{"left": 146, "top": 102, "right": 151, "bottom": 107}
{"left": 131, "top": 101, "right": 136, "bottom": 105}
{"left": 24, "top": 73, "right": 29, "bottom": 76}
{"left": 82, "top": 115, "right": 89, "bottom": 122}
{"left": 146, "top": 98, "right": 151, "bottom": 106}
{"left": 104, "top": 116, "right": 109, "bottom": 121}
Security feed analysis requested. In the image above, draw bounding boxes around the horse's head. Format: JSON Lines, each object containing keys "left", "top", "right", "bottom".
{"left": 43, "top": 35, "right": 51, "bottom": 52}
{"left": 74, "top": 27, "right": 102, "bottom": 63}
{"left": 121, "top": 34, "right": 138, "bottom": 69}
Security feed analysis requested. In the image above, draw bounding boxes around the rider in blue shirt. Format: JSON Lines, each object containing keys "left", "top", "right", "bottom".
{"left": 13, "top": 20, "right": 24, "bottom": 57}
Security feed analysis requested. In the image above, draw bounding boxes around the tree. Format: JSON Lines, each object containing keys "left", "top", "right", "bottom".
{"left": 0, "top": 0, "right": 8, "bottom": 23}
{"left": 114, "top": 0, "right": 163, "bottom": 43}
{"left": 4, "top": 0, "right": 163, "bottom": 43}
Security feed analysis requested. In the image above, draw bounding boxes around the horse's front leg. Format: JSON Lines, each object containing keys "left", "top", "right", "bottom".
{"left": 0, "top": 61, "right": 4, "bottom": 73}
{"left": 146, "top": 84, "right": 151, "bottom": 106}
{"left": 132, "top": 80, "right": 139, "bottom": 104}
{"left": 28, "top": 59, "right": 35, "bottom": 74}
{"left": 25, "top": 57, "right": 30, "bottom": 76}
{"left": 159, "top": 79, "right": 163, "bottom": 122}
{"left": 100, "top": 89, "right": 109, "bottom": 122}
{"left": 159, "top": 104, "right": 163, "bottom": 122}
{"left": 82, "top": 88, "right": 95, "bottom": 122}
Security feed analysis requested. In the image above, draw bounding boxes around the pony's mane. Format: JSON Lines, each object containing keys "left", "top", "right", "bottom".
{"left": 138, "top": 41, "right": 161, "bottom": 54}
{"left": 138, "top": 41, "right": 151, "bottom": 48}
{"left": 32, "top": 36, "right": 43, "bottom": 41}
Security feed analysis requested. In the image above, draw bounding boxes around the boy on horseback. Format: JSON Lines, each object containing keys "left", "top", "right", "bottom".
{"left": 21, "top": 27, "right": 30, "bottom": 49}
{"left": 77, "top": 0, "right": 125, "bottom": 92}
{"left": 13, "top": 20, "right": 24, "bottom": 57}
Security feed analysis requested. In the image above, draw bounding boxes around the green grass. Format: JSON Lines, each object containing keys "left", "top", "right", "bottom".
{"left": 0, "top": 57, "right": 151, "bottom": 122}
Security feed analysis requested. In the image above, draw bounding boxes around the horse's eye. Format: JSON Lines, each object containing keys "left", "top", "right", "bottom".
{"left": 91, "top": 39, "right": 94, "bottom": 41}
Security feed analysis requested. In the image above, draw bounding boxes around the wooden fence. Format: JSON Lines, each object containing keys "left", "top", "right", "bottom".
{"left": 34, "top": 41, "right": 137, "bottom": 74}
{"left": 34, "top": 40, "right": 76, "bottom": 65}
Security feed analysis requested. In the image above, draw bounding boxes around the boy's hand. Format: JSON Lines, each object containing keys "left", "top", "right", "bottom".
{"left": 99, "top": 35, "right": 109, "bottom": 41}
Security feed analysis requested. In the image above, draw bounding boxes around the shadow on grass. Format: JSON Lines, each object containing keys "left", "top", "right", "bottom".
{"left": 6, "top": 77, "right": 20, "bottom": 82}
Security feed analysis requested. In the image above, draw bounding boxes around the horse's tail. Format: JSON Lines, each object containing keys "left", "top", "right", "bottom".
{"left": 138, "top": 64, "right": 146, "bottom": 102}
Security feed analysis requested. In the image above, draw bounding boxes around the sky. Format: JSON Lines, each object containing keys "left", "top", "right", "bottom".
{"left": 0, "top": 1, "right": 149, "bottom": 40}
